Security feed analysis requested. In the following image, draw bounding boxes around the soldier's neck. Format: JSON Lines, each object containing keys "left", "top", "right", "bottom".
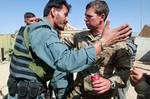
{"left": 91, "top": 24, "right": 104, "bottom": 37}
{"left": 91, "top": 29, "right": 103, "bottom": 37}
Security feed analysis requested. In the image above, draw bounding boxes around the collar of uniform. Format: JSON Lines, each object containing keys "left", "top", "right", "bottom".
{"left": 42, "top": 17, "right": 58, "bottom": 34}
{"left": 88, "top": 33, "right": 102, "bottom": 42}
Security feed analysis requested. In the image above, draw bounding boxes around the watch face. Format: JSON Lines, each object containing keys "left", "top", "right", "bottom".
{"left": 110, "top": 81, "right": 116, "bottom": 89}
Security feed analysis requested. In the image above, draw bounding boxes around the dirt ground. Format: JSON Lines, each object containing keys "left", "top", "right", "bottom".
{"left": 0, "top": 61, "right": 9, "bottom": 99}
{"left": 1, "top": 61, "right": 150, "bottom": 99}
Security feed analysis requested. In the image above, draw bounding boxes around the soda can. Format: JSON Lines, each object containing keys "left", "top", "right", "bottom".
{"left": 91, "top": 73, "right": 101, "bottom": 81}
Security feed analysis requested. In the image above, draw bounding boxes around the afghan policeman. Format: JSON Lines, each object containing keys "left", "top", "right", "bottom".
{"left": 67, "top": 0, "right": 136, "bottom": 99}
{"left": 7, "top": 0, "right": 132, "bottom": 99}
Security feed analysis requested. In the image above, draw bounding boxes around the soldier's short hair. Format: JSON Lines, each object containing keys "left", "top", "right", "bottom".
{"left": 86, "top": 0, "right": 109, "bottom": 21}
{"left": 24, "top": 12, "right": 36, "bottom": 19}
{"left": 43, "top": 0, "right": 71, "bottom": 17}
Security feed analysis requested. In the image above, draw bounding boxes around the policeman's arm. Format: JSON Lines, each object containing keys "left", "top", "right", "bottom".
{"left": 29, "top": 28, "right": 96, "bottom": 73}
{"left": 29, "top": 23, "right": 132, "bottom": 73}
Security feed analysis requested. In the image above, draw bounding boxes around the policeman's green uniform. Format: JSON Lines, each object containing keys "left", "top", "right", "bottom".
{"left": 67, "top": 31, "right": 134, "bottom": 99}
{"left": 7, "top": 17, "right": 98, "bottom": 99}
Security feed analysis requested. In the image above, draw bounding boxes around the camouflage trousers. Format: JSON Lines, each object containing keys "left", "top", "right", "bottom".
{"left": 8, "top": 93, "right": 47, "bottom": 99}
{"left": 67, "top": 86, "right": 117, "bottom": 99}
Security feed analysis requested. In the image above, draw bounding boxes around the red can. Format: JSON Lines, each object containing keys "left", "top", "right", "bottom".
{"left": 91, "top": 73, "right": 101, "bottom": 81}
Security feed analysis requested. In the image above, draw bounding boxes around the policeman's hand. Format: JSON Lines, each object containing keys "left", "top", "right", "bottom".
{"left": 101, "top": 20, "right": 132, "bottom": 46}
{"left": 130, "top": 67, "right": 144, "bottom": 86}
{"left": 92, "top": 77, "right": 111, "bottom": 94}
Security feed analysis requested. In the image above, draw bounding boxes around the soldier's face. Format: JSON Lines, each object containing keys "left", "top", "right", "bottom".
{"left": 25, "top": 17, "right": 39, "bottom": 25}
{"left": 84, "top": 7, "right": 104, "bottom": 30}
{"left": 54, "top": 5, "right": 68, "bottom": 30}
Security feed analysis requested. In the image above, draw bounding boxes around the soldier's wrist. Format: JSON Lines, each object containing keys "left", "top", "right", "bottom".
{"left": 109, "top": 80, "right": 116, "bottom": 89}
{"left": 99, "top": 39, "right": 107, "bottom": 51}
{"left": 95, "top": 41, "right": 102, "bottom": 55}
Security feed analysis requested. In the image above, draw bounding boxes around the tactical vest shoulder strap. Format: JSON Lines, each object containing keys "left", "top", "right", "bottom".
{"left": 23, "top": 25, "right": 51, "bottom": 49}
{"left": 32, "top": 25, "right": 51, "bottom": 31}
{"left": 23, "top": 25, "right": 54, "bottom": 81}
{"left": 23, "top": 26, "right": 30, "bottom": 50}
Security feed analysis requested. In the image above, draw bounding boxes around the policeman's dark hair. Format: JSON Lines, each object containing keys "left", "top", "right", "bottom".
{"left": 43, "top": 0, "right": 71, "bottom": 17}
{"left": 24, "top": 12, "right": 36, "bottom": 19}
{"left": 86, "top": 0, "right": 109, "bottom": 20}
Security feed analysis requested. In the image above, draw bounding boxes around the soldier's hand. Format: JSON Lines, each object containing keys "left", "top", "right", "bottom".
{"left": 130, "top": 67, "right": 145, "bottom": 86}
{"left": 101, "top": 20, "right": 132, "bottom": 46}
{"left": 94, "top": 41, "right": 102, "bottom": 55}
{"left": 92, "top": 77, "right": 111, "bottom": 94}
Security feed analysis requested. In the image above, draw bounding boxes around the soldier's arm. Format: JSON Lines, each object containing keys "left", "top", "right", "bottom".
{"left": 62, "top": 33, "right": 75, "bottom": 48}
{"left": 108, "top": 41, "right": 137, "bottom": 88}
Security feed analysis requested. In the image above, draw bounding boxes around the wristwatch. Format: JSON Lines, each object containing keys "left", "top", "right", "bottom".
{"left": 109, "top": 80, "right": 116, "bottom": 89}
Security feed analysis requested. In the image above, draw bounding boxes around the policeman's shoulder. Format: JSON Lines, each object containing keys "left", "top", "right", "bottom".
{"left": 28, "top": 21, "right": 48, "bottom": 31}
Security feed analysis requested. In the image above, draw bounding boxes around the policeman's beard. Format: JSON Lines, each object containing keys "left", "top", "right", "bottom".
{"left": 55, "top": 13, "right": 67, "bottom": 31}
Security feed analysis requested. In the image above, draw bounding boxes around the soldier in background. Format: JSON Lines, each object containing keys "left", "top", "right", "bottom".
{"left": 130, "top": 67, "right": 150, "bottom": 99}
{"left": 5, "top": 12, "right": 39, "bottom": 99}
{"left": 17, "top": 12, "right": 39, "bottom": 35}
{"left": 67, "top": 0, "right": 136, "bottom": 99}
{"left": 8, "top": 12, "right": 39, "bottom": 59}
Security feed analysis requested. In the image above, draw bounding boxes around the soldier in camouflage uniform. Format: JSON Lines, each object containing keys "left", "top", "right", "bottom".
{"left": 67, "top": 0, "right": 135, "bottom": 99}
{"left": 7, "top": 0, "right": 133, "bottom": 99}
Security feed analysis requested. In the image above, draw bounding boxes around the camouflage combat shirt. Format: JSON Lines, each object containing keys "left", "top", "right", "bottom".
{"left": 65, "top": 30, "right": 133, "bottom": 99}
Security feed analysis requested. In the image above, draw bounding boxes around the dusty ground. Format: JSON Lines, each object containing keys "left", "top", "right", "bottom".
{"left": 0, "top": 61, "right": 150, "bottom": 99}
{"left": 0, "top": 61, "right": 9, "bottom": 99}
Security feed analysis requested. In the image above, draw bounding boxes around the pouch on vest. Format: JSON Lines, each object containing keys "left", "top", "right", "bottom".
{"left": 24, "top": 25, "right": 54, "bottom": 81}
{"left": 18, "top": 81, "right": 28, "bottom": 99}
{"left": 28, "top": 82, "right": 41, "bottom": 98}
{"left": 7, "top": 76, "right": 17, "bottom": 97}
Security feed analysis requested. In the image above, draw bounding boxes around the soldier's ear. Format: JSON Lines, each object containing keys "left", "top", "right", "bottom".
{"left": 99, "top": 13, "right": 105, "bottom": 21}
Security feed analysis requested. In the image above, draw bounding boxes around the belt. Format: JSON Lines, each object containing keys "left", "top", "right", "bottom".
{"left": 7, "top": 75, "right": 47, "bottom": 99}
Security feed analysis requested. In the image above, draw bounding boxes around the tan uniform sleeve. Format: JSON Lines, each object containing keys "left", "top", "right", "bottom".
{"left": 109, "top": 42, "right": 132, "bottom": 87}
{"left": 62, "top": 34, "right": 75, "bottom": 48}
